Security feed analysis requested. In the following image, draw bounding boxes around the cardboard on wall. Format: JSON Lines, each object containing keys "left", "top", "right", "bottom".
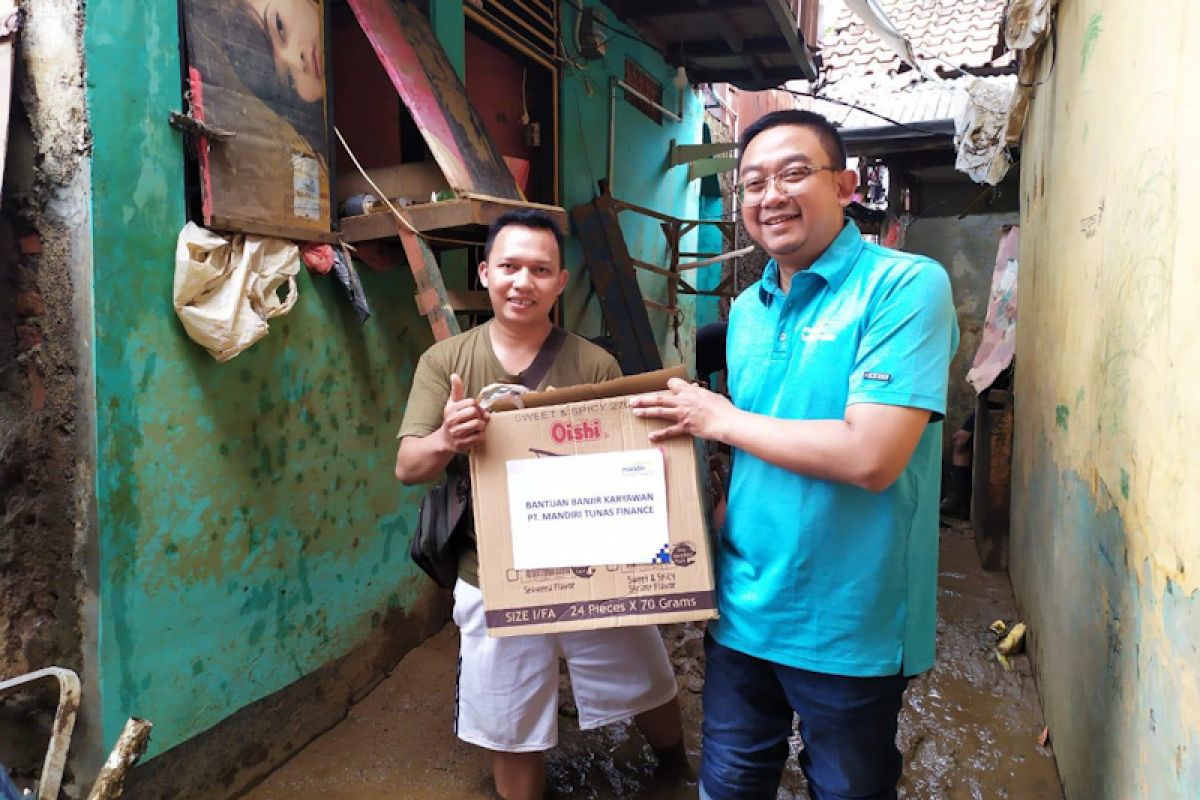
{"left": 469, "top": 366, "right": 717, "bottom": 637}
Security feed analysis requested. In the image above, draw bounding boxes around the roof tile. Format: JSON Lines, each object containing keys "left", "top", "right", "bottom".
{"left": 818, "top": 0, "right": 1010, "bottom": 88}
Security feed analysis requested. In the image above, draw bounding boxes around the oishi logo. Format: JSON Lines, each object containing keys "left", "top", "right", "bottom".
{"left": 550, "top": 419, "right": 603, "bottom": 444}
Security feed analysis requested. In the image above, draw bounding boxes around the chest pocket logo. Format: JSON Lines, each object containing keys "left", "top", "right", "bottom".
{"left": 800, "top": 319, "right": 839, "bottom": 343}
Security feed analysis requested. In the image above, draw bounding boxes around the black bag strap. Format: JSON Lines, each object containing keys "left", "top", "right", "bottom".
{"left": 518, "top": 326, "right": 567, "bottom": 390}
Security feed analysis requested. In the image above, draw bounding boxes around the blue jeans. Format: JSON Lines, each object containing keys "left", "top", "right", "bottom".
{"left": 699, "top": 634, "right": 909, "bottom": 800}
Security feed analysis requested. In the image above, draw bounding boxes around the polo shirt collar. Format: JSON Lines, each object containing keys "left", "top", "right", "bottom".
{"left": 758, "top": 220, "right": 864, "bottom": 304}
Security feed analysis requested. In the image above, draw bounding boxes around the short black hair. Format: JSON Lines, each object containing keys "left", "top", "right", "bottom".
{"left": 483, "top": 209, "right": 566, "bottom": 264}
{"left": 738, "top": 110, "right": 848, "bottom": 171}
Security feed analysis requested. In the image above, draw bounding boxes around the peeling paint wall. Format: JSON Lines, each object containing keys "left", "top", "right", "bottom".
{"left": 559, "top": 0, "right": 704, "bottom": 370}
{"left": 86, "top": 0, "right": 442, "bottom": 778}
{"left": 0, "top": 0, "right": 93, "bottom": 777}
{"left": 1011, "top": 0, "right": 1199, "bottom": 796}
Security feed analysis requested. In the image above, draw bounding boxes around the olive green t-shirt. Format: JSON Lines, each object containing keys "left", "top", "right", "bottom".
{"left": 398, "top": 321, "right": 622, "bottom": 586}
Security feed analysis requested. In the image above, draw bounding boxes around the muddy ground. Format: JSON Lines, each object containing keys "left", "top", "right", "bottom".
{"left": 243, "top": 521, "right": 1062, "bottom": 799}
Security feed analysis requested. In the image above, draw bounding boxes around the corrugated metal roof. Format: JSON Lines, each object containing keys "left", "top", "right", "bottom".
{"left": 806, "top": 73, "right": 1017, "bottom": 130}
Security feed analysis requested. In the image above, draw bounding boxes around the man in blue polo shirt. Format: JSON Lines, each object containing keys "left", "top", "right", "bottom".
{"left": 631, "top": 110, "right": 958, "bottom": 800}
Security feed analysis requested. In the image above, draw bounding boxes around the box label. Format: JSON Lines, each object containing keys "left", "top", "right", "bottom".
{"left": 505, "top": 449, "right": 669, "bottom": 569}
{"left": 484, "top": 591, "right": 717, "bottom": 629}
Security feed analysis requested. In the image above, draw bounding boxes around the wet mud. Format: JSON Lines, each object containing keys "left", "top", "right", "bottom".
{"left": 243, "top": 522, "right": 1061, "bottom": 799}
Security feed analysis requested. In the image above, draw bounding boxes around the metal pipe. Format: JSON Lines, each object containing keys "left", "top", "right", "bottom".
{"left": 608, "top": 78, "right": 686, "bottom": 194}
{"left": 616, "top": 79, "right": 682, "bottom": 123}
{"left": 609, "top": 77, "right": 617, "bottom": 194}
{"left": 0, "top": 667, "right": 81, "bottom": 800}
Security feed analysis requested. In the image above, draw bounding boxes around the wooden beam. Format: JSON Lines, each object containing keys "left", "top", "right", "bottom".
{"left": 397, "top": 225, "right": 461, "bottom": 341}
{"left": 668, "top": 140, "right": 737, "bottom": 167}
{"left": 339, "top": 196, "right": 567, "bottom": 243}
{"left": 675, "top": 37, "right": 800, "bottom": 58}
{"left": 210, "top": 216, "right": 339, "bottom": 243}
{"left": 762, "top": 0, "right": 818, "bottom": 80}
{"left": 633, "top": 0, "right": 755, "bottom": 15}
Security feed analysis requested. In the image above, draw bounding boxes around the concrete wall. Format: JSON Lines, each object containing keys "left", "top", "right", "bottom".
{"left": 1011, "top": 0, "right": 1199, "bottom": 797}
{"left": 559, "top": 0, "right": 704, "bottom": 370}
{"left": 0, "top": 0, "right": 95, "bottom": 777}
{"left": 903, "top": 212, "right": 1017, "bottom": 438}
{"left": 85, "top": 0, "right": 446, "bottom": 793}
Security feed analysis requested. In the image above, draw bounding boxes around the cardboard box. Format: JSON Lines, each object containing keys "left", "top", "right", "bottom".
{"left": 469, "top": 366, "right": 717, "bottom": 636}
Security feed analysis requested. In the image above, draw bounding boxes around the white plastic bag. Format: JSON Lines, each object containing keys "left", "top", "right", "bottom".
{"left": 173, "top": 222, "right": 300, "bottom": 362}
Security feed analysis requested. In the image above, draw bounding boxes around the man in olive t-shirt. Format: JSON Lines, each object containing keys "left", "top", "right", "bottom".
{"left": 394, "top": 210, "right": 685, "bottom": 800}
{"left": 397, "top": 321, "right": 619, "bottom": 586}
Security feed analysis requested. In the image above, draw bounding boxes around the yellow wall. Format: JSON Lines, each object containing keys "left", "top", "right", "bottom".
{"left": 1012, "top": 0, "right": 1199, "bottom": 796}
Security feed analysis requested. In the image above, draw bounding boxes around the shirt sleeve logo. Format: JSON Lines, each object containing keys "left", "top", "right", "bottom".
{"left": 863, "top": 371, "right": 893, "bottom": 383}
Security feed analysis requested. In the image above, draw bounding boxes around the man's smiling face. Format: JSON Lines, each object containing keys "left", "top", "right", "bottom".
{"left": 739, "top": 124, "right": 857, "bottom": 273}
{"left": 478, "top": 225, "right": 567, "bottom": 330}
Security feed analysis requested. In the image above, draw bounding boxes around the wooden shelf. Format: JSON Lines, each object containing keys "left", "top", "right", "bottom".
{"left": 338, "top": 196, "right": 568, "bottom": 244}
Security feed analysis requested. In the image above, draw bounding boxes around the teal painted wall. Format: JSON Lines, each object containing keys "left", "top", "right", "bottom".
{"left": 87, "top": 0, "right": 433, "bottom": 757}
{"left": 430, "top": 0, "right": 465, "bottom": 81}
{"left": 559, "top": 1, "right": 704, "bottom": 369}
{"left": 695, "top": 193, "right": 725, "bottom": 330}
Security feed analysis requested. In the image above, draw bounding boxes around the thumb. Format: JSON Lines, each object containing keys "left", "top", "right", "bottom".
{"left": 666, "top": 377, "right": 692, "bottom": 393}
{"left": 449, "top": 373, "right": 466, "bottom": 403}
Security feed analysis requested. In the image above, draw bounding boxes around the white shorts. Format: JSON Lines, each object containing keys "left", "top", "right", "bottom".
{"left": 452, "top": 579, "right": 679, "bottom": 753}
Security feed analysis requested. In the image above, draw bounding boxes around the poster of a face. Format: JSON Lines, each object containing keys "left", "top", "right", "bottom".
{"left": 183, "top": 0, "right": 332, "bottom": 237}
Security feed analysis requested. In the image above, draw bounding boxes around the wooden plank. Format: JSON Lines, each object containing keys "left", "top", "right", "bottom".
{"left": 340, "top": 200, "right": 477, "bottom": 242}
{"left": 210, "top": 216, "right": 340, "bottom": 244}
{"left": 644, "top": 299, "right": 677, "bottom": 314}
{"left": 339, "top": 196, "right": 566, "bottom": 243}
{"left": 571, "top": 196, "right": 663, "bottom": 375}
{"left": 348, "top": 0, "right": 522, "bottom": 200}
{"left": 610, "top": 197, "right": 731, "bottom": 228}
{"left": 459, "top": 192, "right": 568, "bottom": 229}
{"left": 335, "top": 160, "right": 449, "bottom": 203}
{"left": 630, "top": 259, "right": 678, "bottom": 280}
{"left": 397, "top": 225, "right": 461, "bottom": 341}
{"left": 677, "top": 244, "right": 756, "bottom": 271}
{"left": 181, "top": 0, "right": 333, "bottom": 235}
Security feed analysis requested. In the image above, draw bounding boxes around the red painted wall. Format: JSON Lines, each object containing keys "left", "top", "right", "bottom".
{"left": 464, "top": 30, "right": 532, "bottom": 192}
{"left": 332, "top": 16, "right": 403, "bottom": 168}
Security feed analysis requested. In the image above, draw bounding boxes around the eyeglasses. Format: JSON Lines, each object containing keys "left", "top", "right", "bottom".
{"left": 734, "top": 165, "right": 840, "bottom": 207}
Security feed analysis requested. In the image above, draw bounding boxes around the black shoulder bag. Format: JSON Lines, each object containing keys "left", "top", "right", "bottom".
{"left": 410, "top": 327, "right": 568, "bottom": 588}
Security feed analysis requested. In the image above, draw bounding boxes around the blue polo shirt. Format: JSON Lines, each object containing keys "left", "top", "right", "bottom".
{"left": 713, "top": 220, "right": 958, "bottom": 677}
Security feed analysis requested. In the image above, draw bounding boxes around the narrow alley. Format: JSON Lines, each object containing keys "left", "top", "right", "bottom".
{"left": 243, "top": 521, "right": 1062, "bottom": 800}
{"left": 4, "top": 0, "right": 1197, "bottom": 797}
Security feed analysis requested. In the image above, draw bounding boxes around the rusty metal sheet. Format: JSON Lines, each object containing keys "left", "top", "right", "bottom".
{"left": 181, "top": 0, "right": 332, "bottom": 238}
{"left": 347, "top": 0, "right": 522, "bottom": 201}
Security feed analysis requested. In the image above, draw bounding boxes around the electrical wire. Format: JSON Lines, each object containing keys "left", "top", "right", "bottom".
{"left": 780, "top": 88, "right": 954, "bottom": 137}
{"left": 559, "top": 0, "right": 671, "bottom": 59}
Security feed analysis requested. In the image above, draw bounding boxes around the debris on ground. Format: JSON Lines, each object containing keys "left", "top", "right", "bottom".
{"left": 243, "top": 521, "right": 1063, "bottom": 800}
{"left": 1038, "top": 726, "right": 1052, "bottom": 748}
{"left": 997, "top": 621, "right": 1027, "bottom": 655}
